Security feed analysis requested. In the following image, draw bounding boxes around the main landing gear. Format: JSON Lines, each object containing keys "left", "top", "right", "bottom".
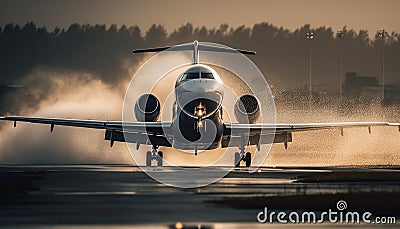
{"left": 234, "top": 146, "right": 251, "bottom": 168}
{"left": 146, "top": 146, "right": 163, "bottom": 167}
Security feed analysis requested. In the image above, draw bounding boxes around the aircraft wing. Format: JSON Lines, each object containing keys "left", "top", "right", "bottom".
{"left": 2, "top": 116, "right": 399, "bottom": 149}
{"left": 0, "top": 116, "right": 173, "bottom": 148}
{"left": 222, "top": 122, "right": 400, "bottom": 148}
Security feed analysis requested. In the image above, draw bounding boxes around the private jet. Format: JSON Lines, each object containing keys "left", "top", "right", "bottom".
{"left": 1, "top": 41, "right": 399, "bottom": 167}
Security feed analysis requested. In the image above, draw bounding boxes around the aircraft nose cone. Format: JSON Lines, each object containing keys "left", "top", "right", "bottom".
{"left": 178, "top": 79, "right": 220, "bottom": 93}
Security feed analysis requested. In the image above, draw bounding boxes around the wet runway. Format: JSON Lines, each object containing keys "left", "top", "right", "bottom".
{"left": 0, "top": 165, "right": 399, "bottom": 228}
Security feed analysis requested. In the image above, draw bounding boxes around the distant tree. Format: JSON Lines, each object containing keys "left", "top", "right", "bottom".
{"left": 145, "top": 24, "right": 168, "bottom": 46}
{"left": 169, "top": 23, "right": 194, "bottom": 44}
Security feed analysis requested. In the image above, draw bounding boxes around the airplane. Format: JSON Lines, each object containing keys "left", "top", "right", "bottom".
{"left": 1, "top": 40, "right": 399, "bottom": 168}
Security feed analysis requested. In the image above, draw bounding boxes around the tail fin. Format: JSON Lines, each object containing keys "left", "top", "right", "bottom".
{"left": 132, "top": 40, "right": 255, "bottom": 65}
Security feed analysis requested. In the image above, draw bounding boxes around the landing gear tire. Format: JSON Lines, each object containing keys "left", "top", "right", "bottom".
{"left": 245, "top": 152, "right": 251, "bottom": 167}
{"left": 157, "top": 151, "right": 163, "bottom": 166}
{"left": 234, "top": 152, "right": 241, "bottom": 167}
{"left": 146, "top": 151, "right": 152, "bottom": 166}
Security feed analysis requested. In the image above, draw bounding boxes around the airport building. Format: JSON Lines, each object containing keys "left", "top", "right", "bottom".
{"left": 342, "top": 72, "right": 381, "bottom": 101}
{"left": 342, "top": 72, "right": 400, "bottom": 105}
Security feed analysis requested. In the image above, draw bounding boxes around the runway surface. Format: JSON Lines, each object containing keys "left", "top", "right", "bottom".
{"left": 0, "top": 165, "right": 399, "bottom": 228}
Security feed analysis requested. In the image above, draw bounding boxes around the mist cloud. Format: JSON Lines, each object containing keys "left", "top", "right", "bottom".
{"left": 0, "top": 68, "right": 132, "bottom": 164}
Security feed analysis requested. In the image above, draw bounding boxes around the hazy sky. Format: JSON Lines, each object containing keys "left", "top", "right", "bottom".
{"left": 0, "top": 0, "right": 399, "bottom": 35}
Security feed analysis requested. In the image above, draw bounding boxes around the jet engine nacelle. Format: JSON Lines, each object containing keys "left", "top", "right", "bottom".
{"left": 234, "top": 94, "right": 260, "bottom": 124}
{"left": 134, "top": 94, "right": 161, "bottom": 122}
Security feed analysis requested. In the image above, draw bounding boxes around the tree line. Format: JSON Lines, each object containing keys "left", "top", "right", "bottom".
{"left": 1, "top": 22, "right": 400, "bottom": 91}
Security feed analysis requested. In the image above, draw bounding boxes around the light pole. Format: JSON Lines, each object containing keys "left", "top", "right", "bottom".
{"left": 306, "top": 32, "right": 314, "bottom": 104}
{"left": 336, "top": 30, "right": 343, "bottom": 99}
{"left": 377, "top": 29, "right": 388, "bottom": 102}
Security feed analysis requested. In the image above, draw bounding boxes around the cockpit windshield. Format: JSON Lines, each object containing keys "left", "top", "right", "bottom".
{"left": 180, "top": 72, "right": 199, "bottom": 80}
{"left": 201, "top": 72, "right": 214, "bottom": 79}
{"left": 180, "top": 72, "right": 214, "bottom": 81}
{"left": 186, "top": 72, "right": 200, "bottom": 80}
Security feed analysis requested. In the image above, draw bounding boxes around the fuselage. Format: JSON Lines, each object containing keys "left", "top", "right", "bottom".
{"left": 172, "top": 64, "right": 225, "bottom": 150}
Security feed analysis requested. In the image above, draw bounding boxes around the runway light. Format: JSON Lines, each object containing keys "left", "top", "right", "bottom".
{"left": 306, "top": 32, "right": 314, "bottom": 40}
{"left": 175, "top": 221, "right": 183, "bottom": 229}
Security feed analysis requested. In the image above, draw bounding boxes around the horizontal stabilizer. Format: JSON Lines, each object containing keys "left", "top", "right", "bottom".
{"left": 132, "top": 42, "right": 256, "bottom": 55}
{"left": 132, "top": 46, "right": 171, "bottom": 53}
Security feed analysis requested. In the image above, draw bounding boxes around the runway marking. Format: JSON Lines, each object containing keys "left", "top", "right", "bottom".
{"left": 54, "top": 191, "right": 137, "bottom": 196}
{"left": 218, "top": 178, "right": 294, "bottom": 184}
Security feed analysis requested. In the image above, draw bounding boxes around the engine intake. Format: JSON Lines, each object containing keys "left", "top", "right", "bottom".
{"left": 234, "top": 94, "right": 260, "bottom": 124}
{"left": 134, "top": 94, "right": 160, "bottom": 122}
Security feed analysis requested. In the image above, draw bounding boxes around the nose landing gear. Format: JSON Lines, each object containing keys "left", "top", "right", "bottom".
{"left": 146, "top": 146, "right": 163, "bottom": 166}
{"left": 194, "top": 102, "right": 206, "bottom": 131}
